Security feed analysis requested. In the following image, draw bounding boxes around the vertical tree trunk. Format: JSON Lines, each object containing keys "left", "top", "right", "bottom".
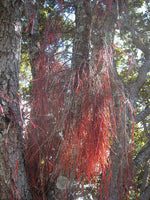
{"left": 71, "top": 0, "right": 92, "bottom": 121}
{"left": 72, "top": 0, "right": 91, "bottom": 72}
{"left": 0, "top": 1, "right": 31, "bottom": 199}
{"left": 48, "top": 1, "right": 92, "bottom": 199}
{"left": 70, "top": 1, "right": 129, "bottom": 199}
{"left": 90, "top": 2, "right": 132, "bottom": 199}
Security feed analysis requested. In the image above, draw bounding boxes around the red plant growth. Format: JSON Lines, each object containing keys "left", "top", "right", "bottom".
{"left": 24, "top": 0, "right": 133, "bottom": 199}
{"left": 25, "top": 46, "right": 118, "bottom": 198}
{"left": 0, "top": 0, "right": 135, "bottom": 199}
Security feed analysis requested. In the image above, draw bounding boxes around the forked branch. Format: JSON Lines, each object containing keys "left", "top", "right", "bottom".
{"left": 135, "top": 106, "right": 150, "bottom": 124}
{"left": 134, "top": 142, "right": 150, "bottom": 172}
{"left": 130, "top": 59, "right": 150, "bottom": 101}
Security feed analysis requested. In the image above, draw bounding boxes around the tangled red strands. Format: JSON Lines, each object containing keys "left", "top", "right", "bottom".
{"left": 24, "top": 48, "right": 135, "bottom": 199}
{"left": 25, "top": 44, "right": 118, "bottom": 199}
{"left": 25, "top": 56, "right": 66, "bottom": 198}
{"left": 61, "top": 74, "right": 113, "bottom": 182}
{"left": 24, "top": 0, "right": 133, "bottom": 198}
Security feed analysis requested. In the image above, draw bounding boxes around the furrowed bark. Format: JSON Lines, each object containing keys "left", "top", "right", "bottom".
{"left": 72, "top": 0, "right": 91, "bottom": 73}
{"left": 0, "top": 1, "right": 32, "bottom": 199}
{"left": 70, "top": 0, "right": 92, "bottom": 120}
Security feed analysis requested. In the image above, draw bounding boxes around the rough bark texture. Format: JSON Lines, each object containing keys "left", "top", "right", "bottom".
{"left": 91, "top": 3, "right": 129, "bottom": 199}
{"left": 69, "top": 0, "right": 92, "bottom": 124}
{"left": 72, "top": 0, "right": 91, "bottom": 81}
{"left": 0, "top": 1, "right": 31, "bottom": 199}
{"left": 108, "top": 87, "right": 130, "bottom": 200}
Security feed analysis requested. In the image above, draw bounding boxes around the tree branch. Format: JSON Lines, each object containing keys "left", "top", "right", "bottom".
{"left": 129, "top": 59, "right": 150, "bottom": 102}
{"left": 120, "top": 18, "right": 150, "bottom": 102}
{"left": 131, "top": 31, "right": 150, "bottom": 56}
{"left": 135, "top": 106, "right": 150, "bottom": 123}
{"left": 134, "top": 142, "right": 150, "bottom": 172}
{"left": 140, "top": 185, "right": 150, "bottom": 200}
{"left": 143, "top": 120, "right": 150, "bottom": 141}
{"left": 112, "top": 59, "right": 123, "bottom": 81}
{"left": 140, "top": 160, "right": 150, "bottom": 194}
{"left": 122, "top": 16, "right": 150, "bottom": 55}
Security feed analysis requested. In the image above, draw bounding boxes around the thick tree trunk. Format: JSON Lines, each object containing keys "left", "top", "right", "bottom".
{"left": 0, "top": 1, "right": 31, "bottom": 199}
{"left": 108, "top": 87, "right": 130, "bottom": 200}
{"left": 90, "top": 2, "right": 132, "bottom": 199}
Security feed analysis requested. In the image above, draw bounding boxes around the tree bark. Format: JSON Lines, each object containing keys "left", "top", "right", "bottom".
{"left": 140, "top": 185, "right": 150, "bottom": 200}
{"left": 91, "top": 2, "right": 134, "bottom": 199}
{"left": 70, "top": 0, "right": 92, "bottom": 122}
{"left": 72, "top": 0, "right": 91, "bottom": 73}
{"left": 0, "top": 1, "right": 32, "bottom": 199}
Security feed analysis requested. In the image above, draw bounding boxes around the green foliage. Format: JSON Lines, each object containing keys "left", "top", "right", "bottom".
{"left": 20, "top": 0, "right": 75, "bottom": 98}
{"left": 19, "top": 52, "right": 32, "bottom": 100}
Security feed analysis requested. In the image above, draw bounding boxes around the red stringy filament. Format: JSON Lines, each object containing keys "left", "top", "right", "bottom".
{"left": 60, "top": 68, "right": 114, "bottom": 182}
{"left": 24, "top": 1, "right": 134, "bottom": 197}
{"left": 25, "top": 57, "right": 66, "bottom": 197}
{"left": 23, "top": 45, "right": 135, "bottom": 199}
{"left": 24, "top": 44, "right": 119, "bottom": 198}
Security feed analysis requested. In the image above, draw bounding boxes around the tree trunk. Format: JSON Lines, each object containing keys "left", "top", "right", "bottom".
{"left": 0, "top": 1, "right": 32, "bottom": 199}
{"left": 90, "top": 2, "right": 133, "bottom": 199}
{"left": 72, "top": 0, "right": 91, "bottom": 72}
{"left": 71, "top": 0, "right": 92, "bottom": 121}
{"left": 52, "top": 1, "right": 92, "bottom": 199}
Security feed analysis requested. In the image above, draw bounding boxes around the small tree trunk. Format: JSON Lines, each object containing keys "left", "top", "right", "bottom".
{"left": 0, "top": 1, "right": 31, "bottom": 199}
